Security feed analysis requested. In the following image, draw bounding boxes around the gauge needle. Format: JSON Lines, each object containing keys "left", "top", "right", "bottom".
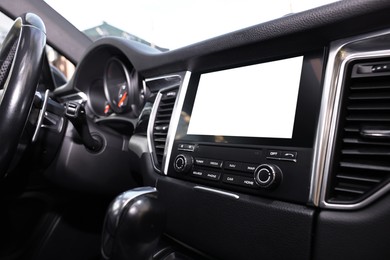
{"left": 118, "top": 91, "right": 128, "bottom": 108}
{"left": 104, "top": 104, "right": 111, "bottom": 114}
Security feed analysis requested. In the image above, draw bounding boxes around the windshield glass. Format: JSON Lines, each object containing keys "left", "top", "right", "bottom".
{"left": 46, "top": 0, "right": 339, "bottom": 51}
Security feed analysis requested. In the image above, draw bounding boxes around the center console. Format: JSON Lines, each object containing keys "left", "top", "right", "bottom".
{"left": 163, "top": 51, "right": 324, "bottom": 204}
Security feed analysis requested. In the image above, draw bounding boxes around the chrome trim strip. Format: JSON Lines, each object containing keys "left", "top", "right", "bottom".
{"left": 147, "top": 89, "right": 163, "bottom": 173}
{"left": 310, "top": 28, "right": 390, "bottom": 210}
{"left": 32, "top": 89, "right": 49, "bottom": 142}
{"left": 193, "top": 186, "right": 240, "bottom": 199}
{"left": 163, "top": 71, "right": 192, "bottom": 175}
{"left": 145, "top": 74, "right": 182, "bottom": 83}
{"left": 58, "top": 92, "right": 87, "bottom": 103}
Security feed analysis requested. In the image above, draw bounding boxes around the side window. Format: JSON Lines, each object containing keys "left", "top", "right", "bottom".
{"left": 0, "top": 11, "right": 13, "bottom": 47}
{"left": 46, "top": 45, "right": 75, "bottom": 81}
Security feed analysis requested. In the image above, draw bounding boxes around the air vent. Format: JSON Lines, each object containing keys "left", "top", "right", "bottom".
{"left": 327, "top": 61, "right": 390, "bottom": 204}
{"left": 151, "top": 88, "right": 178, "bottom": 170}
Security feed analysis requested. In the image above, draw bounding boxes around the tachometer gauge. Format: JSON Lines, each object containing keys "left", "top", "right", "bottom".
{"left": 103, "top": 58, "right": 132, "bottom": 114}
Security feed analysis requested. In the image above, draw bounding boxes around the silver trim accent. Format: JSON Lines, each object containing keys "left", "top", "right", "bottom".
{"left": 58, "top": 92, "right": 87, "bottom": 103}
{"left": 32, "top": 89, "right": 49, "bottom": 142}
{"left": 163, "top": 72, "right": 191, "bottom": 175}
{"left": 310, "top": 29, "right": 390, "bottom": 210}
{"left": 146, "top": 73, "right": 186, "bottom": 173}
{"left": 360, "top": 128, "right": 390, "bottom": 138}
{"left": 145, "top": 74, "right": 182, "bottom": 83}
{"left": 147, "top": 88, "right": 163, "bottom": 173}
{"left": 193, "top": 186, "right": 240, "bottom": 199}
{"left": 266, "top": 157, "right": 297, "bottom": 163}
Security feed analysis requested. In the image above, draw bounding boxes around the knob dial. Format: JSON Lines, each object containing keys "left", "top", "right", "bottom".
{"left": 254, "top": 164, "right": 282, "bottom": 189}
{"left": 173, "top": 154, "right": 193, "bottom": 173}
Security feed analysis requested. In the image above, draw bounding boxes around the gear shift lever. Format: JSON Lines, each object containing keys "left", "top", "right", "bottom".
{"left": 101, "top": 187, "right": 165, "bottom": 260}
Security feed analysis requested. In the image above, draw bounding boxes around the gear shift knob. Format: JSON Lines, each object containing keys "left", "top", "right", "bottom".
{"left": 101, "top": 187, "right": 165, "bottom": 260}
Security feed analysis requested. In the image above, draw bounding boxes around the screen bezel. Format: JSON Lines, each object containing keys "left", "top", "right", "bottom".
{"left": 175, "top": 51, "right": 325, "bottom": 148}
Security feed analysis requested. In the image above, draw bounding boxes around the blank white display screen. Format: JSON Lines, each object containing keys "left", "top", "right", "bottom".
{"left": 187, "top": 56, "right": 304, "bottom": 139}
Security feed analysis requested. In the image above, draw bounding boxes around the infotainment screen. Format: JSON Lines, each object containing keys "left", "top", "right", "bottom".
{"left": 187, "top": 56, "right": 303, "bottom": 139}
{"left": 175, "top": 52, "right": 324, "bottom": 148}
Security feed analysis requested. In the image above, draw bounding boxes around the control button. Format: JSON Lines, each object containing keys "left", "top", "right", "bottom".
{"left": 254, "top": 164, "right": 282, "bottom": 189}
{"left": 194, "top": 157, "right": 208, "bottom": 166}
{"left": 239, "top": 177, "right": 257, "bottom": 188}
{"left": 191, "top": 170, "right": 220, "bottom": 181}
{"left": 224, "top": 161, "right": 243, "bottom": 171}
{"left": 187, "top": 144, "right": 196, "bottom": 151}
{"left": 175, "top": 157, "right": 185, "bottom": 170}
{"left": 222, "top": 174, "right": 239, "bottom": 185}
{"left": 266, "top": 150, "right": 280, "bottom": 158}
{"left": 191, "top": 170, "right": 205, "bottom": 178}
{"left": 204, "top": 172, "right": 221, "bottom": 181}
{"left": 208, "top": 159, "right": 223, "bottom": 168}
{"left": 280, "top": 151, "right": 297, "bottom": 161}
{"left": 173, "top": 154, "right": 194, "bottom": 173}
{"left": 242, "top": 163, "right": 258, "bottom": 173}
{"left": 257, "top": 168, "right": 271, "bottom": 183}
{"left": 222, "top": 174, "right": 257, "bottom": 188}
{"left": 178, "top": 144, "right": 195, "bottom": 152}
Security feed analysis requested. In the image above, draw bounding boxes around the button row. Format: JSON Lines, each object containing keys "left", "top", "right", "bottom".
{"left": 222, "top": 174, "right": 257, "bottom": 189}
{"left": 194, "top": 157, "right": 223, "bottom": 168}
{"left": 266, "top": 150, "right": 297, "bottom": 162}
{"left": 224, "top": 161, "right": 258, "bottom": 173}
{"left": 195, "top": 158, "right": 258, "bottom": 173}
{"left": 190, "top": 169, "right": 221, "bottom": 181}
{"left": 191, "top": 169, "right": 258, "bottom": 188}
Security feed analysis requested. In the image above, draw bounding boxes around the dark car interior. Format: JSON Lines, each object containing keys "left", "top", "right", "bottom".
{"left": 0, "top": 0, "right": 389, "bottom": 259}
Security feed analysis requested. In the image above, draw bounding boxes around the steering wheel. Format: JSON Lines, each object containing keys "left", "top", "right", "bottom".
{"left": 0, "top": 13, "right": 46, "bottom": 178}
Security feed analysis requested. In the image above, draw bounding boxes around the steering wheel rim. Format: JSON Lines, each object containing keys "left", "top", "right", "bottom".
{"left": 0, "top": 13, "right": 46, "bottom": 178}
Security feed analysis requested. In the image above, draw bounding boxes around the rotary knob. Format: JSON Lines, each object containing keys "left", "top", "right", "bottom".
{"left": 254, "top": 164, "right": 282, "bottom": 189}
{"left": 173, "top": 154, "right": 193, "bottom": 173}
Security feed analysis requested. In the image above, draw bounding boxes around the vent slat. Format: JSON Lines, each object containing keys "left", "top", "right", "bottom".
{"left": 151, "top": 87, "right": 179, "bottom": 169}
{"left": 327, "top": 61, "right": 390, "bottom": 204}
{"left": 347, "top": 104, "right": 390, "bottom": 111}
{"left": 346, "top": 115, "right": 390, "bottom": 121}
{"left": 153, "top": 132, "right": 168, "bottom": 136}
{"left": 154, "top": 119, "right": 171, "bottom": 124}
{"left": 349, "top": 92, "right": 390, "bottom": 100}
{"left": 350, "top": 84, "right": 390, "bottom": 90}
{"left": 157, "top": 107, "right": 175, "bottom": 113}
{"left": 156, "top": 114, "right": 172, "bottom": 119}
{"left": 334, "top": 187, "right": 365, "bottom": 195}
{"left": 154, "top": 138, "right": 167, "bottom": 143}
{"left": 340, "top": 161, "right": 390, "bottom": 172}
{"left": 344, "top": 127, "right": 360, "bottom": 132}
{"left": 342, "top": 149, "right": 390, "bottom": 156}
{"left": 336, "top": 174, "right": 381, "bottom": 183}
{"left": 343, "top": 138, "right": 390, "bottom": 146}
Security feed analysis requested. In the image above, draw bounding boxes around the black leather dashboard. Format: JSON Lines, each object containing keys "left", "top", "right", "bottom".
{"left": 50, "top": 0, "right": 390, "bottom": 259}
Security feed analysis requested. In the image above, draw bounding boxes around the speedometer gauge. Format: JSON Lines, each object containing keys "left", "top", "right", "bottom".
{"left": 103, "top": 58, "right": 132, "bottom": 114}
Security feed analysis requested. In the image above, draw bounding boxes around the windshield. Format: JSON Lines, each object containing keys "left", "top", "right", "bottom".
{"left": 46, "top": 0, "right": 339, "bottom": 51}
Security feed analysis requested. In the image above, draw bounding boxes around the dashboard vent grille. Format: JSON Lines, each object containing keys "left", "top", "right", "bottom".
{"left": 152, "top": 88, "right": 178, "bottom": 169}
{"left": 327, "top": 61, "right": 390, "bottom": 204}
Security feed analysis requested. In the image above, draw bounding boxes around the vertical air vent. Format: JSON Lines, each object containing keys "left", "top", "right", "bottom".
{"left": 327, "top": 61, "right": 390, "bottom": 204}
{"left": 151, "top": 88, "right": 178, "bottom": 170}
